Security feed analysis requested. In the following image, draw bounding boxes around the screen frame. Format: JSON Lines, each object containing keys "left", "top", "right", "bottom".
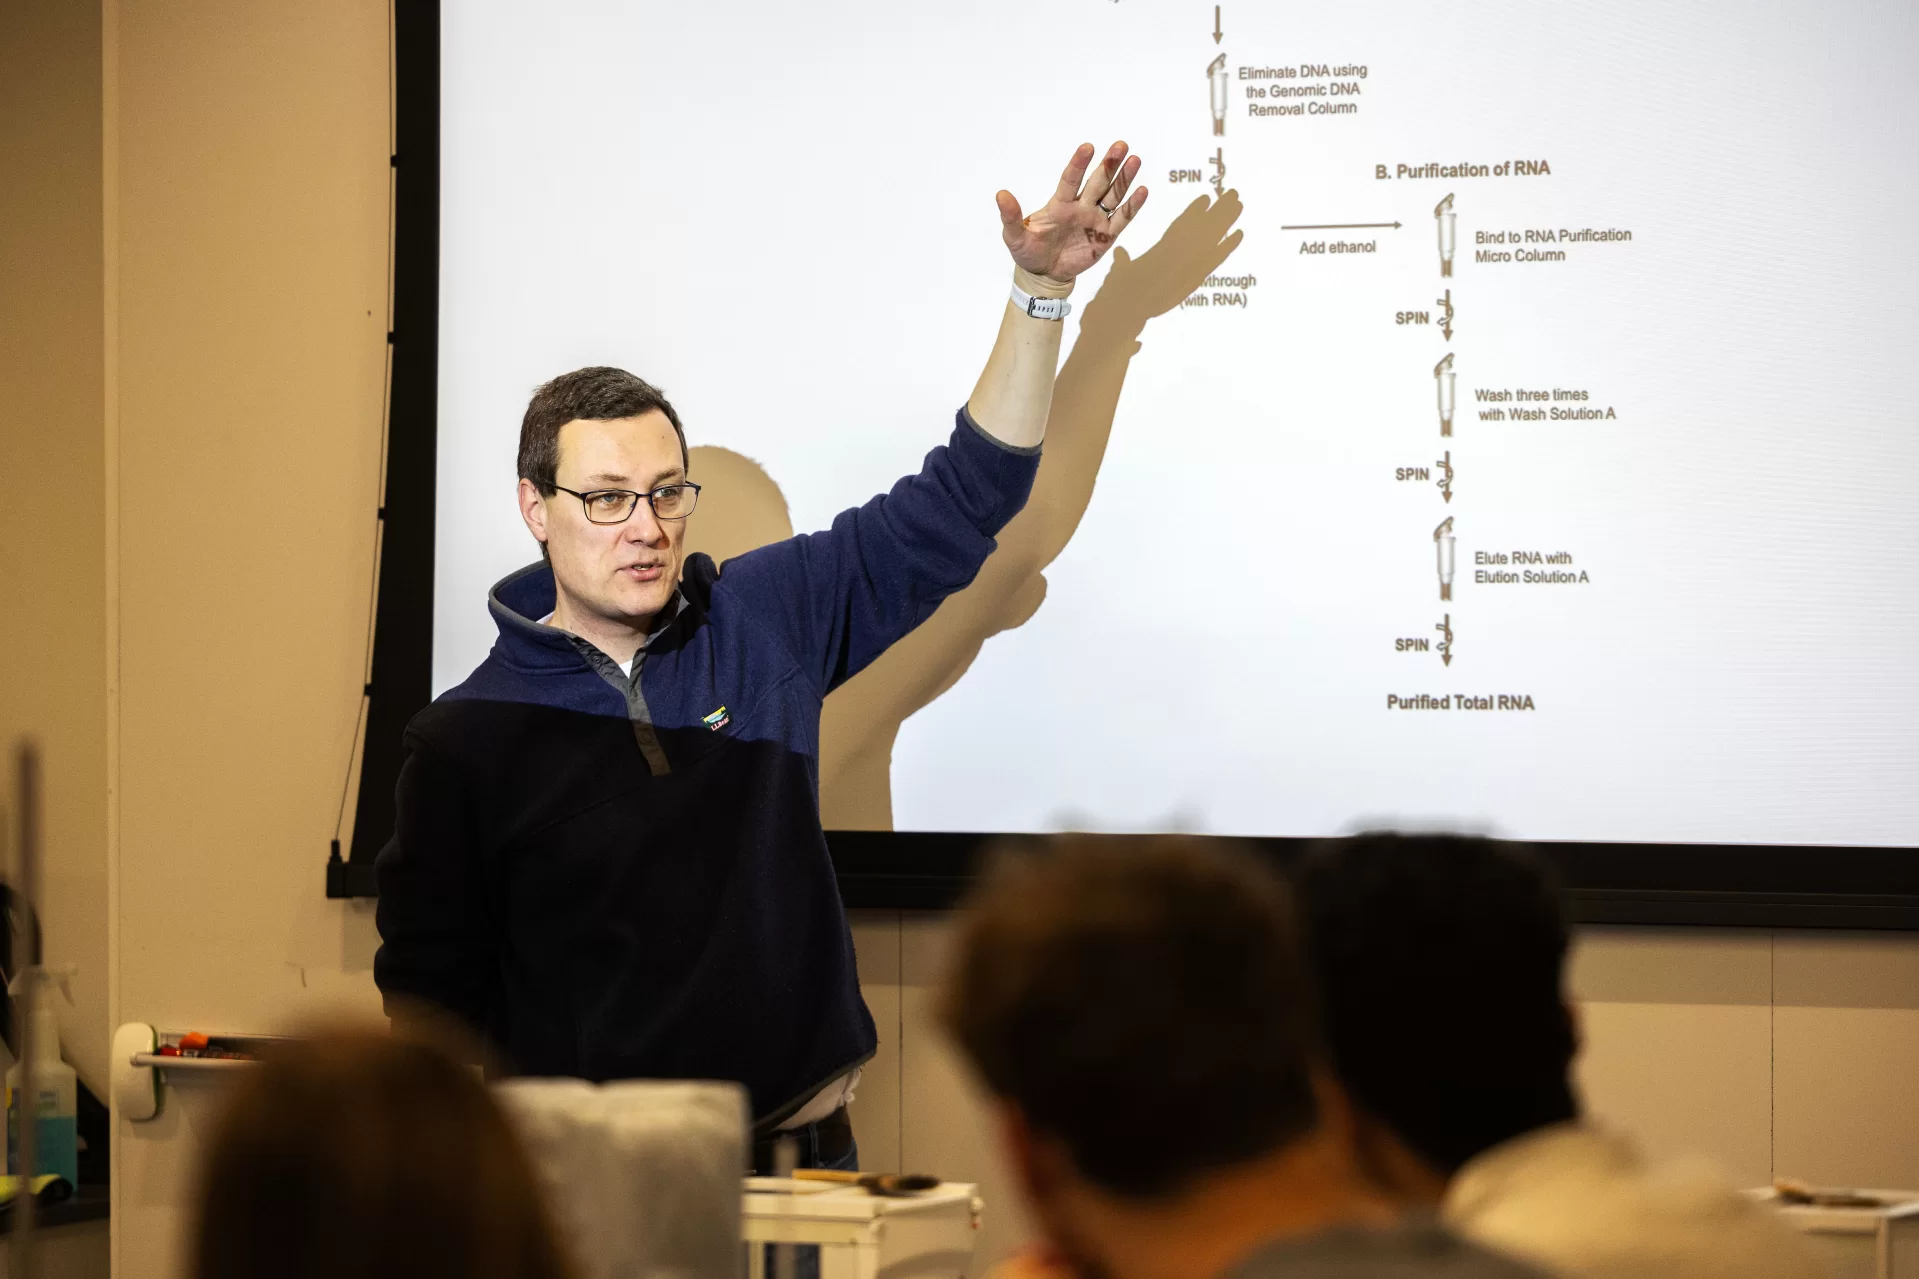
{"left": 335, "top": 0, "right": 1919, "bottom": 929}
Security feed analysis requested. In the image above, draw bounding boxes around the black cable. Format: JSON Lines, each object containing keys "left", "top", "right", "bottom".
{"left": 331, "top": 0, "right": 401, "bottom": 859}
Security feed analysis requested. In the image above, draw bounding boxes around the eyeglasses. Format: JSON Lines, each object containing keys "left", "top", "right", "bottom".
{"left": 550, "top": 482, "right": 702, "bottom": 524}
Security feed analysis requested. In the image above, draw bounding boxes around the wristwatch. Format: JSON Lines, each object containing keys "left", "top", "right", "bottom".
{"left": 1010, "top": 279, "right": 1072, "bottom": 321}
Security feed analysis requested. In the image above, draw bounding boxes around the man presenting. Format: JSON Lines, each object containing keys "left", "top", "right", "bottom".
{"left": 374, "top": 142, "right": 1148, "bottom": 1168}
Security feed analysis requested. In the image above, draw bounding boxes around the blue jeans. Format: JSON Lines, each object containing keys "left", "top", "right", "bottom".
{"left": 761, "top": 1115, "right": 858, "bottom": 1279}
{"left": 788, "top": 1124, "right": 859, "bottom": 1174}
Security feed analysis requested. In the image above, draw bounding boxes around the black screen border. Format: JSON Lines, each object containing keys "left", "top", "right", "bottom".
{"left": 336, "top": 0, "right": 1919, "bottom": 929}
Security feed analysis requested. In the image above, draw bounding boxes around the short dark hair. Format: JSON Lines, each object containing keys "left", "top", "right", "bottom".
{"left": 518, "top": 366, "right": 688, "bottom": 494}
{"left": 940, "top": 835, "right": 1322, "bottom": 1199}
{"left": 192, "top": 1025, "right": 574, "bottom": 1279}
{"left": 1296, "top": 832, "right": 1577, "bottom": 1174}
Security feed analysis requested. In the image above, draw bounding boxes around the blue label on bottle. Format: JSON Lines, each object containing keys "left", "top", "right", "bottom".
{"left": 7, "top": 1097, "right": 78, "bottom": 1190}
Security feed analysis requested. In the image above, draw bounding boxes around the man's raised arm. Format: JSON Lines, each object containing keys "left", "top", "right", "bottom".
{"left": 967, "top": 141, "right": 1149, "bottom": 449}
{"left": 711, "top": 141, "right": 1149, "bottom": 694}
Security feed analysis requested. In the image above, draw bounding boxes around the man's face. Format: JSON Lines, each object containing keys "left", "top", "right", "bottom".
{"left": 520, "top": 411, "right": 688, "bottom": 629}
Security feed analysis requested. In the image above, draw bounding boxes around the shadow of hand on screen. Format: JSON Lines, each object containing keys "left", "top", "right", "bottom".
{"left": 681, "top": 195, "right": 1247, "bottom": 829}
{"left": 816, "top": 191, "right": 1247, "bottom": 828}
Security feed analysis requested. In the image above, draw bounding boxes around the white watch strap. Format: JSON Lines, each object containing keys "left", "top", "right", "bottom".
{"left": 1010, "top": 280, "right": 1072, "bottom": 321}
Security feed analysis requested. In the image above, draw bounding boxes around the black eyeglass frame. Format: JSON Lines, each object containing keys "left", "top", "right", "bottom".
{"left": 549, "top": 481, "right": 703, "bottom": 524}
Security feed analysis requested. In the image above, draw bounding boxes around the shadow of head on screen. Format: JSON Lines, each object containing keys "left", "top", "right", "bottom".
{"left": 682, "top": 192, "right": 1246, "bottom": 829}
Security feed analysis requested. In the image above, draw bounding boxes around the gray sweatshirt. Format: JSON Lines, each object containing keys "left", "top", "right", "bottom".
{"left": 1227, "top": 1219, "right": 1551, "bottom": 1279}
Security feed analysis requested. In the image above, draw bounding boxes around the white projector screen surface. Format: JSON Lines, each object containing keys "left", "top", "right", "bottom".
{"left": 437, "top": 1, "right": 1919, "bottom": 845}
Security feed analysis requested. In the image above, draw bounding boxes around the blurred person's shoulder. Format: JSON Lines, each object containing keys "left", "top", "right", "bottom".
{"left": 1444, "top": 1122, "right": 1825, "bottom": 1279}
{"left": 1228, "top": 1218, "right": 1548, "bottom": 1279}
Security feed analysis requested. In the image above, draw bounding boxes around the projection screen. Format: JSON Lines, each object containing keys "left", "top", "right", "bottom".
{"left": 433, "top": 1, "right": 1919, "bottom": 846}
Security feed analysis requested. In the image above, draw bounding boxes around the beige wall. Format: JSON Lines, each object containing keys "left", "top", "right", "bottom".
{"left": 0, "top": 0, "right": 111, "bottom": 1096}
{"left": 107, "top": 0, "right": 392, "bottom": 1274}
{"left": 0, "top": 4, "right": 1913, "bottom": 1278}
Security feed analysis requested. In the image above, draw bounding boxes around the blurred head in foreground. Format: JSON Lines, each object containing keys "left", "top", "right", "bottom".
{"left": 192, "top": 1024, "right": 572, "bottom": 1279}
{"left": 939, "top": 835, "right": 1393, "bottom": 1277}
{"left": 1296, "top": 831, "right": 1577, "bottom": 1197}
{"left": 1296, "top": 839, "right": 1828, "bottom": 1279}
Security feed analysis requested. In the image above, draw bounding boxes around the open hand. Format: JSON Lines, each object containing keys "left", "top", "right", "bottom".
{"left": 997, "top": 142, "right": 1148, "bottom": 284}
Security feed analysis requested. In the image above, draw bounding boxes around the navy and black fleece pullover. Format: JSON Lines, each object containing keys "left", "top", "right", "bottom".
{"left": 374, "top": 410, "right": 1038, "bottom": 1125}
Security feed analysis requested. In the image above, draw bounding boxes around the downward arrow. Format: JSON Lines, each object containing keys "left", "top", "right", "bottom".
{"left": 1442, "top": 654, "right": 1453, "bottom": 667}
{"left": 1214, "top": 5, "right": 1223, "bottom": 43}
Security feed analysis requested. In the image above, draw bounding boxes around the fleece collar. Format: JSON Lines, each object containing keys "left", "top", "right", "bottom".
{"left": 485, "top": 561, "right": 687, "bottom": 672}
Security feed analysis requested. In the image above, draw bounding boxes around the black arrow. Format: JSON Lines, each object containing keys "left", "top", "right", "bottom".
{"left": 1280, "top": 221, "right": 1403, "bottom": 230}
{"left": 1214, "top": 6, "right": 1223, "bottom": 43}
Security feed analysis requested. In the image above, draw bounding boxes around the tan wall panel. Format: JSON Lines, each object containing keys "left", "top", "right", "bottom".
{"left": 0, "top": 0, "right": 109, "bottom": 1093}
{"left": 1774, "top": 933, "right": 1919, "bottom": 1191}
{"left": 1571, "top": 928, "right": 1774, "bottom": 1184}
{"left": 900, "top": 913, "right": 1037, "bottom": 1266}
{"left": 847, "top": 910, "right": 904, "bottom": 1175}
{"left": 1775, "top": 932, "right": 1919, "bottom": 1011}
{"left": 110, "top": 1, "right": 390, "bottom": 1274}
{"left": 1570, "top": 927, "right": 1774, "bottom": 1006}
{"left": 1576, "top": 1001, "right": 1774, "bottom": 1185}
{"left": 113, "top": 0, "right": 389, "bottom": 1024}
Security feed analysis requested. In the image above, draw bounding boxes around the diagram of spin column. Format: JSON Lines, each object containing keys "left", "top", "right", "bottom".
{"left": 1435, "top": 192, "right": 1456, "bottom": 276}
{"left": 1206, "top": 11, "right": 1228, "bottom": 195}
{"left": 1208, "top": 53, "right": 1229, "bottom": 135}
{"left": 1434, "top": 353, "right": 1456, "bottom": 437}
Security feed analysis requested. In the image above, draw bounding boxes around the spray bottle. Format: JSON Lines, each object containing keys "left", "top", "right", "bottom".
{"left": 7, "top": 1008, "right": 78, "bottom": 1190}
